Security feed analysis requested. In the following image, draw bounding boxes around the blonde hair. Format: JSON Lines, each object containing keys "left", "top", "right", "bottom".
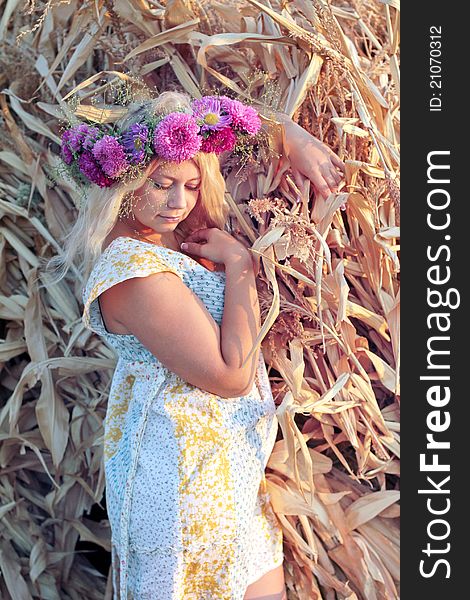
{"left": 41, "top": 91, "right": 230, "bottom": 288}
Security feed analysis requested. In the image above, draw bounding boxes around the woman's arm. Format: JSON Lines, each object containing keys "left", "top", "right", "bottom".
{"left": 260, "top": 110, "right": 345, "bottom": 200}
{"left": 220, "top": 250, "right": 260, "bottom": 395}
{"left": 101, "top": 263, "right": 257, "bottom": 399}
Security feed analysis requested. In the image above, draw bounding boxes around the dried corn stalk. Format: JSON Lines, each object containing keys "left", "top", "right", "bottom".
{"left": 0, "top": 1, "right": 399, "bottom": 599}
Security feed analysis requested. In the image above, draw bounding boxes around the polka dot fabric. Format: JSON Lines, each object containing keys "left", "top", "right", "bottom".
{"left": 82, "top": 237, "right": 284, "bottom": 599}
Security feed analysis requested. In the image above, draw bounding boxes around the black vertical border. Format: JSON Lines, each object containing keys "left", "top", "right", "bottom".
{"left": 402, "top": 4, "right": 466, "bottom": 598}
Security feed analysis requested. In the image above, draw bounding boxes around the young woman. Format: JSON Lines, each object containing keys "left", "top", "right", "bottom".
{"left": 51, "top": 91, "right": 343, "bottom": 599}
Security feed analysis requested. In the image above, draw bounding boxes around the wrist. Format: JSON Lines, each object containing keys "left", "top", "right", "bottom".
{"left": 270, "top": 110, "right": 291, "bottom": 125}
{"left": 278, "top": 116, "right": 297, "bottom": 159}
{"left": 223, "top": 249, "right": 252, "bottom": 268}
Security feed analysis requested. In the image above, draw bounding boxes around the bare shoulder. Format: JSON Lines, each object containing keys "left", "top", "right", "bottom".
{"left": 94, "top": 237, "right": 246, "bottom": 396}
{"left": 99, "top": 260, "right": 182, "bottom": 336}
{"left": 98, "top": 264, "right": 242, "bottom": 396}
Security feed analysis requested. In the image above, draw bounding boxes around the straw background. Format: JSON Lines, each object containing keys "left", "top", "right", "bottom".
{"left": 0, "top": 1, "right": 399, "bottom": 599}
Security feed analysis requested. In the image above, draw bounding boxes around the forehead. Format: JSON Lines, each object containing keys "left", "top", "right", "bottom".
{"left": 150, "top": 159, "right": 200, "bottom": 179}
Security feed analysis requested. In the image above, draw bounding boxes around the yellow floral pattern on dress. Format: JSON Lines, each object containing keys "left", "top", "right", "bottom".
{"left": 81, "top": 236, "right": 284, "bottom": 600}
{"left": 104, "top": 374, "right": 135, "bottom": 461}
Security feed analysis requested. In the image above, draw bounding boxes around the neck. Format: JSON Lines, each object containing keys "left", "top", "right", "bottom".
{"left": 117, "top": 217, "right": 182, "bottom": 250}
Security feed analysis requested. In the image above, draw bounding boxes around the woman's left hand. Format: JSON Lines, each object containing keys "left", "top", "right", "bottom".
{"left": 281, "top": 117, "right": 345, "bottom": 200}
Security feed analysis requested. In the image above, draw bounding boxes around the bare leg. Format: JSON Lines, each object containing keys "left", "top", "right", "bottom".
{"left": 243, "top": 592, "right": 287, "bottom": 600}
{"left": 243, "top": 564, "right": 286, "bottom": 600}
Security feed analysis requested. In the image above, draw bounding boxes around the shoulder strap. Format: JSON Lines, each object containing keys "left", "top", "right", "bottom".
{"left": 82, "top": 237, "right": 183, "bottom": 335}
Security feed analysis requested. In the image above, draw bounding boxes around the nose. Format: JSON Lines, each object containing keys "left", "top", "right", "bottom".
{"left": 166, "top": 183, "right": 187, "bottom": 210}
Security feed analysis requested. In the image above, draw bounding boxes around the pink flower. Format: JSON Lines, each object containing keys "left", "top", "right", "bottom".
{"left": 92, "top": 135, "right": 129, "bottom": 178}
{"left": 153, "top": 113, "right": 202, "bottom": 162}
{"left": 219, "top": 97, "right": 261, "bottom": 135}
{"left": 201, "top": 127, "right": 237, "bottom": 154}
{"left": 237, "top": 105, "right": 261, "bottom": 135}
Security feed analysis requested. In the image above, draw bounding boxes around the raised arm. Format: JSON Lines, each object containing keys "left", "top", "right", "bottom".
{"left": 259, "top": 109, "right": 345, "bottom": 200}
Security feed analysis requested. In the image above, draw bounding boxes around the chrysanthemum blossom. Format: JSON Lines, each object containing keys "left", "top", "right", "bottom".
{"left": 218, "top": 95, "right": 235, "bottom": 114}
{"left": 60, "top": 95, "right": 261, "bottom": 186}
{"left": 62, "top": 124, "right": 99, "bottom": 151}
{"left": 219, "top": 97, "right": 261, "bottom": 134}
{"left": 78, "top": 152, "right": 114, "bottom": 188}
{"left": 201, "top": 128, "right": 237, "bottom": 154}
{"left": 81, "top": 125, "right": 100, "bottom": 150}
{"left": 61, "top": 123, "right": 99, "bottom": 164}
{"left": 238, "top": 105, "right": 261, "bottom": 135}
{"left": 153, "top": 113, "right": 202, "bottom": 162}
{"left": 92, "top": 135, "right": 129, "bottom": 178}
{"left": 121, "top": 123, "right": 149, "bottom": 164}
{"left": 61, "top": 142, "right": 73, "bottom": 165}
{"left": 191, "top": 96, "right": 232, "bottom": 133}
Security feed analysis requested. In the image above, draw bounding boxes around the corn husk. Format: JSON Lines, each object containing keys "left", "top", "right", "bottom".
{"left": 0, "top": 1, "right": 399, "bottom": 598}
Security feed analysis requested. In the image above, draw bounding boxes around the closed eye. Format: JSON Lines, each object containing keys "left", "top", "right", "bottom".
{"left": 151, "top": 182, "right": 200, "bottom": 191}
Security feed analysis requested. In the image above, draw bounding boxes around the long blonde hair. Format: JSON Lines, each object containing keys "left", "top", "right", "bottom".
{"left": 41, "top": 91, "right": 230, "bottom": 287}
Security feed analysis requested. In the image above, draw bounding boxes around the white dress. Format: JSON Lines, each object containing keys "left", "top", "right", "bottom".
{"left": 82, "top": 236, "right": 284, "bottom": 599}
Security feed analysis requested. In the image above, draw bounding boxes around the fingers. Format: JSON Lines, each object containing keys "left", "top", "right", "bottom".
{"left": 311, "top": 138, "right": 345, "bottom": 173}
{"left": 309, "top": 169, "right": 338, "bottom": 200}
{"left": 319, "top": 151, "right": 344, "bottom": 183}
{"left": 299, "top": 151, "right": 345, "bottom": 199}
{"left": 323, "top": 171, "right": 340, "bottom": 193}
{"left": 314, "top": 179, "right": 333, "bottom": 200}
{"left": 297, "top": 165, "right": 344, "bottom": 200}
{"left": 291, "top": 168, "right": 305, "bottom": 202}
{"left": 183, "top": 228, "right": 208, "bottom": 244}
{"left": 322, "top": 145, "right": 345, "bottom": 172}
{"left": 250, "top": 252, "right": 260, "bottom": 277}
{"left": 331, "top": 167, "right": 343, "bottom": 185}
{"left": 180, "top": 241, "right": 204, "bottom": 255}
{"left": 330, "top": 153, "right": 345, "bottom": 172}
{"left": 319, "top": 161, "right": 345, "bottom": 196}
{"left": 181, "top": 233, "right": 203, "bottom": 254}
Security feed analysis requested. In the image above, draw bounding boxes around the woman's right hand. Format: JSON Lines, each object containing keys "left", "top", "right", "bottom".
{"left": 181, "top": 228, "right": 250, "bottom": 266}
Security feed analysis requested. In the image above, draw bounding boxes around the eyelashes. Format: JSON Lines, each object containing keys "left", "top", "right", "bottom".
{"left": 150, "top": 181, "right": 200, "bottom": 192}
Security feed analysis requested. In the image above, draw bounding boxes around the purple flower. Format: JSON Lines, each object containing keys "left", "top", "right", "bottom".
{"left": 61, "top": 142, "right": 73, "bottom": 165}
{"left": 78, "top": 151, "right": 114, "bottom": 188}
{"left": 80, "top": 125, "right": 100, "bottom": 150}
{"left": 120, "top": 123, "right": 149, "bottom": 164}
{"left": 61, "top": 123, "right": 99, "bottom": 154}
{"left": 191, "top": 96, "right": 232, "bottom": 133}
{"left": 92, "top": 135, "right": 129, "bottom": 178}
{"left": 219, "top": 97, "right": 261, "bottom": 135}
{"left": 61, "top": 123, "right": 100, "bottom": 168}
{"left": 153, "top": 112, "right": 202, "bottom": 162}
{"left": 218, "top": 95, "right": 234, "bottom": 111}
{"left": 201, "top": 127, "right": 237, "bottom": 154}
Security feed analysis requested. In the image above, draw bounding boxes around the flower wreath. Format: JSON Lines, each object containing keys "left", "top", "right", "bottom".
{"left": 60, "top": 95, "right": 262, "bottom": 189}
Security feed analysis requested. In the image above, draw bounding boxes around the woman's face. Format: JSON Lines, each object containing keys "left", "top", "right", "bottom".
{"left": 129, "top": 159, "right": 201, "bottom": 231}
